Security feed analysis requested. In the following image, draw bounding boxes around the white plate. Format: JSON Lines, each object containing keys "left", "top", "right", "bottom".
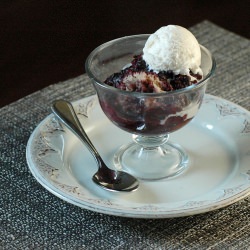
{"left": 26, "top": 94, "right": 250, "bottom": 218}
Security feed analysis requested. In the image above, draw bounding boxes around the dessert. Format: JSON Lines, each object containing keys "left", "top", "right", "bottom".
{"left": 86, "top": 25, "right": 215, "bottom": 180}
{"left": 96, "top": 25, "right": 207, "bottom": 135}
{"left": 105, "top": 25, "right": 203, "bottom": 93}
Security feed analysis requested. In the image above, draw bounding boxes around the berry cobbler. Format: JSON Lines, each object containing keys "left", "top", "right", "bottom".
{"left": 105, "top": 54, "right": 202, "bottom": 93}
{"left": 94, "top": 25, "right": 206, "bottom": 135}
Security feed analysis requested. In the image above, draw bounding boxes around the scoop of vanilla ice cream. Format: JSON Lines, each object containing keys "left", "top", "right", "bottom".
{"left": 143, "top": 25, "right": 202, "bottom": 76}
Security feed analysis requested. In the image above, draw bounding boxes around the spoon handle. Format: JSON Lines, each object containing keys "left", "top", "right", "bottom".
{"left": 51, "top": 100, "right": 100, "bottom": 160}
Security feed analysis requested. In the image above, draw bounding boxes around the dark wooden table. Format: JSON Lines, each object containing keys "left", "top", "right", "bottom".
{"left": 1, "top": 0, "right": 249, "bottom": 108}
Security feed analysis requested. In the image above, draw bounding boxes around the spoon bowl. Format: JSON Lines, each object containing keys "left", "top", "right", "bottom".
{"left": 51, "top": 99, "right": 139, "bottom": 192}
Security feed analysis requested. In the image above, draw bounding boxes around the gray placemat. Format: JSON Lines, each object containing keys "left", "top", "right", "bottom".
{"left": 1, "top": 20, "right": 250, "bottom": 250}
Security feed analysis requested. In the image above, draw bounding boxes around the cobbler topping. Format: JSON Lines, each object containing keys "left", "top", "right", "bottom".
{"left": 104, "top": 54, "right": 202, "bottom": 92}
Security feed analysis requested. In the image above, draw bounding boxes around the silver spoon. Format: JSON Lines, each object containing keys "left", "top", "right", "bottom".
{"left": 51, "top": 99, "right": 139, "bottom": 192}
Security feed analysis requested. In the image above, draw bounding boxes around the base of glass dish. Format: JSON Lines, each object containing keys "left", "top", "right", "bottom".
{"left": 114, "top": 135, "right": 189, "bottom": 181}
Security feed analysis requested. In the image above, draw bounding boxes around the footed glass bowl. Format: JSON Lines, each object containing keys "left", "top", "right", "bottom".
{"left": 85, "top": 34, "right": 216, "bottom": 180}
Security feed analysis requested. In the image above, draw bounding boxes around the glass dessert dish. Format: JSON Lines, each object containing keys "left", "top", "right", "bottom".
{"left": 85, "top": 34, "right": 216, "bottom": 180}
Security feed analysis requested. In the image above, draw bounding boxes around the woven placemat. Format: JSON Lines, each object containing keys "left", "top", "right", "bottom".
{"left": 1, "top": 20, "right": 250, "bottom": 249}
